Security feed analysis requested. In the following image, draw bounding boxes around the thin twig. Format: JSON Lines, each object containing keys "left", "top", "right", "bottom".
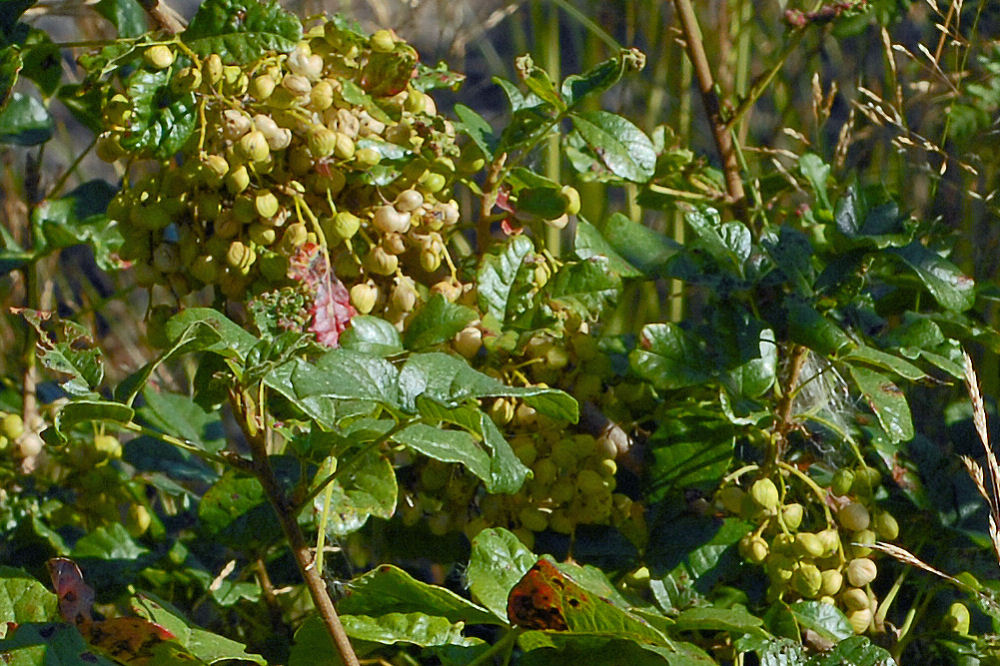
{"left": 671, "top": 0, "right": 745, "bottom": 217}
{"left": 136, "top": 0, "right": 186, "bottom": 34}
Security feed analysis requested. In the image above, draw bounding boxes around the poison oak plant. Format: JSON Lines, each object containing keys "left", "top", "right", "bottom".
{"left": 1, "top": 1, "right": 1000, "bottom": 665}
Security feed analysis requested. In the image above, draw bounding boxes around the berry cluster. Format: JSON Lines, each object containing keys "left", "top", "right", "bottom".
{"left": 719, "top": 465, "right": 898, "bottom": 634}
{"left": 98, "top": 20, "right": 468, "bottom": 331}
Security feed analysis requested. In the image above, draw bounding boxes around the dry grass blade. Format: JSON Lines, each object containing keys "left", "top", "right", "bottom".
{"left": 963, "top": 350, "right": 1000, "bottom": 567}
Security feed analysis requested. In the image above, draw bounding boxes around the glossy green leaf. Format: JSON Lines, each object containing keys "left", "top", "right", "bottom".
{"left": 342, "top": 612, "right": 473, "bottom": 647}
{"left": 182, "top": 0, "right": 302, "bottom": 63}
{"left": 19, "top": 30, "right": 59, "bottom": 98}
{"left": 574, "top": 217, "right": 642, "bottom": 278}
{"left": 799, "top": 153, "right": 831, "bottom": 212}
{"left": 787, "top": 601, "right": 852, "bottom": 643}
{"left": 289, "top": 615, "right": 356, "bottom": 666}
{"left": 848, "top": 364, "right": 914, "bottom": 443}
{"left": 403, "top": 295, "right": 477, "bottom": 350}
{"left": 454, "top": 103, "right": 497, "bottom": 159}
{"left": 646, "top": 413, "right": 734, "bottom": 502}
{"left": 890, "top": 241, "right": 975, "bottom": 312}
{"left": 198, "top": 471, "right": 281, "bottom": 549}
{"left": 339, "top": 564, "right": 497, "bottom": 625}
{"left": 515, "top": 54, "right": 565, "bottom": 111}
{"left": 56, "top": 400, "right": 133, "bottom": 434}
{"left": 466, "top": 528, "right": 536, "bottom": 620}
{"left": 0, "top": 92, "right": 52, "bottom": 145}
{"left": 122, "top": 68, "right": 196, "bottom": 159}
{"left": 31, "top": 180, "right": 119, "bottom": 268}
{"left": 673, "top": 605, "right": 765, "bottom": 636}
{"left": 340, "top": 315, "right": 403, "bottom": 356}
{"left": 132, "top": 593, "right": 267, "bottom": 664}
{"left": 397, "top": 352, "right": 578, "bottom": 422}
{"left": 94, "top": 0, "right": 146, "bottom": 37}
{"left": 842, "top": 345, "right": 926, "bottom": 381}
{"left": 391, "top": 423, "right": 491, "bottom": 488}
{"left": 477, "top": 235, "right": 538, "bottom": 328}
{"left": 561, "top": 49, "right": 642, "bottom": 107}
{"left": 630, "top": 323, "right": 712, "bottom": 390}
{"left": 571, "top": 110, "right": 656, "bottom": 182}
{"left": 165, "top": 308, "right": 259, "bottom": 358}
{"left": 20, "top": 311, "right": 103, "bottom": 396}
{"left": 316, "top": 451, "right": 396, "bottom": 536}
{"left": 0, "top": 622, "right": 118, "bottom": 666}
{"left": 0, "top": 46, "right": 21, "bottom": 110}
{"left": 0, "top": 0, "right": 34, "bottom": 43}
{"left": 761, "top": 226, "right": 815, "bottom": 295}
{"left": 833, "top": 186, "right": 913, "bottom": 249}
{"left": 545, "top": 257, "right": 622, "bottom": 318}
{"left": 138, "top": 388, "right": 226, "bottom": 454}
{"left": 685, "top": 208, "right": 750, "bottom": 275}
{"left": 277, "top": 349, "right": 399, "bottom": 407}
{"left": 72, "top": 523, "right": 147, "bottom": 560}
{"left": 809, "top": 636, "right": 896, "bottom": 665}
{"left": 518, "top": 635, "right": 673, "bottom": 666}
{"left": 0, "top": 567, "right": 57, "bottom": 625}
{"left": 784, "top": 298, "right": 854, "bottom": 357}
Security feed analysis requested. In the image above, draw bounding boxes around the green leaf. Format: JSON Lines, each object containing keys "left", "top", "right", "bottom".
{"left": 182, "top": 0, "right": 303, "bottom": 64}
{"left": 72, "top": 522, "right": 148, "bottom": 560}
{"left": 397, "top": 352, "right": 578, "bottom": 422}
{"left": 842, "top": 345, "right": 926, "bottom": 381}
{"left": 515, "top": 53, "right": 565, "bottom": 111}
{"left": 808, "top": 636, "right": 896, "bottom": 665}
{"left": 342, "top": 613, "right": 473, "bottom": 648}
{"left": 466, "top": 528, "right": 536, "bottom": 620}
{"left": 31, "top": 180, "right": 120, "bottom": 268}
{"left": 94, "top": 0, "right": 146, "bottom": 37}
{"left": 56, "top": 400, "right": 133, "bottom": 434}
{"left": 276, "top": 349, "right": 400, "bottom": 407}
{"left": 165, "top": 308, "right": 259, "bottom": 359}
{"left": 340, "top": 315, "right": 403, "bottom": 356}
{"left": 0, "top": 622, "right": 118, "bottom": 666}
{"left": 788, "top": 601, "right": 852, "bottom": 643}
{"left": 890, "top": 241, "right": 975, "bottom": 312}
{"left": 0, "top": 92, "right": 51, "bottom": 145}
{"left": 138, "top": 387, "right": 226, "bottom": 454}
{"left": 132, "top": 593, "right": 266, "bottom": 664}
{"left": 630, "top": 323, "right": 712, "bottom": 390}
{"left": 122, "top": 68, "right": 196, "bottom": 159}
{"left": 545, "top": 257, "right": 622, "bottom": 318}
{"left": 571, "top": 110, "right": 656, "bottom": 182}
{"left": 561, "top": 49, "right": 641, "bottom": 107}
{"left": 595, "top": 212, "right": 677, "bottom": 276}
{"left": 19, "top": 30, "right": 59, "bottom": 98}
{"left": 518, "top": 635, "right": 675, "bottom": 666}
{"left": 289, "top": 615, "right": 355, "bottom": 666}
{"left": 783, "top": 298, "right": 854, "bottom": 357}
{"left": 477, "top": 235, "right": 538, "bottom": 329}
{"left": 392, "top": 423, "right": 492, "bottom": 488}
{"left": 199, "top": 471, "right": 281, "bottom": 549}
{"left": 316, "top": 451, "right": 396, "bottom": 536}
{"left": 20, "top": 311, "right": 103, "bottom": 396}
{"left": 685, "top": 208, "right": 750, "bottom": 275}
{"left": 454, "top": 103, "right": 497, "bottom": 159}
{"left": 646, "top": 412, "right": 734, "bottom": 502}
{"left": 0, "top": 0, "right": 34, "bottom": 43}
{"left": 340, "top": 564, "right": 498, "bottom": 625}
{"left": 672, "top": 605, "right": 765, "bottom": 636}
{"left": 761, "top": 226, "right": 815, "bottom": 295}
{"left": 403, "top": 295, "right": 477, "bottom": 350}
{"left": 574, "top": 217, "right": 642, "bottom": 278}
{"left": 848, "top": 364, "right": 914, "bottom": 443}
{"left": 0, "top": 567, "right": 57, "bottom": 625}
{"left": 833, "top": 186, "right": 913, "bottom": 249}
{"left": 0, "top": 46, "right": 22, "bottom": 110}
{"left": 799, "top": 153, "right": 831, "bottom": 212}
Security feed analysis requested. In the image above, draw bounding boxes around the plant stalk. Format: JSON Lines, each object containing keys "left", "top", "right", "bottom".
{"left": 230, "top": 388, "right": 360, "bottom": 666}
{"left": 671, "top": 0, "right": 745, "bottom": 217}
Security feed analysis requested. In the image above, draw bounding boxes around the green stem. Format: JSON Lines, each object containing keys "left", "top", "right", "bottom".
{"left": 48, "top": 137, "right": 97, "bottom": 199}
{"left": 467, "top": 628, "right": 522, "bottom": 666}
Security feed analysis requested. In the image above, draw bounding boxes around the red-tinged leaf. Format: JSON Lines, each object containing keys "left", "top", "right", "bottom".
{"left": 288, "top": 242, "right": 356, "bottom": 347}
{"left": 87, "top": 617, "right": 177, "bottom": 664}
{"left": 47, "top": 557, "right": 94, "bottom": 629}
{"left": 507, "top": 559, "right": 569, "bottom": 631}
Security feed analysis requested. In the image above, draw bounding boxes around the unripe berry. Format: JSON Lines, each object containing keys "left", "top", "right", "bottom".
{"left": 597, "top": 458, "right": 617, "bottom": 478}
{"left": 795, "top": 532, "right": 825, "bottom": 558}
{"left": 395, "top": 189, "right": 424, "bottom": 212}
{"left": 820, "top": 569, "right": 843, "bottom": 596}
{"left": 513, "top": 441, "right": 537, "bottom": 466}
{"left": 792, "top": 563, "right": 823, "bottom": 598}
{"left": 533, "top": 458, "right": 557, "bottom": 486}
{"left": 204, "top": 54, "right": 223, "bottom": 85}
{"left": 519, "top": 507, "right": 548, "bottom": 533}
{"left": 453, "top": 326, "right": 482, "bottom": 358}
{"left": 308, "top": 127, "right": 338, "bottom": 158}
{"left": 190, "top": 255, "right": 218, "bottom": 284}
{"left": 846, "top": 558, "right": 878, "bottom": 587}
{"left": 838, "top": 502, "right": 870, "bottom": 532}
{"left": 366, "top": 246, "right": 399, "bottom": 275}
{"left": 202, "top": 154, "right": 229, "bottom": 187}
{"left": 309, "top": 80, "right": 334, "bottom": 110}
{"left": 739, "top": 534, "right": 769, "bottom": 563}
{"left": 847, "top": 608, "right": 872, "bottom": 635}
{"left": 561, "top": 185, "right": 581, "bottom": 215}
{"left": 126, "top": 504, "right": 151, "bottom": 537}
{"left": 254, "top": 190, "right": 280, "bottom": 219}
{"left": 841, "top": 587, "right": 870, "bottom": 611}
{"left": 171, "top": 66, "right": 201, "bottom": 93}
{"left": 489, "top": 398, "right": 515, "bottom": 426}
{"left": 873, "top": 511, "right": 899, "bottom": 540}
{"left": 95, "top": 133, "right": 126, "bottom": 162}
{"left": 281, "top": 223, "right": 308, "bottom": 251}
{"left": 331, "top": 211, "right": 361, "bottom": 240}
{"left": 355, "top": 147, "right": 380, "bottom": 168}
{"left": 349, "top": 283, "right": 378, "bottom": 314}
{"left": 250, "top": 74, "right": 276, "bottom": 101}
{"left": 831, "top": 468, "right": 855, "bottom": 496}
{"left": 248, "top": 223, "right": 277, "bottom": 246}
{"left": 281, "top": 73, "right": 312, "bottom": 96}
{"left": 576, "top": 469, "right": 605, "bottom": 495}
{"left": 849, "top": 528, "right": 876, "bottom": 558}
{"left": 334, "top": 132, "right": 355, "bottom": 160}
{"left": 370, "top": 29, "right": 396, "bottom": 53}
{"left": 944, "top": 602, "right": 971, "bottom": 634}
{"left": 817, "top": 528, "right": 841, "bottom": 556}
{"left": 2, "top": 413, "right": 24, "bottom": 440}
{"left": 222, "top": 109, "right": 252, "bottom": 142}
{"left": 749, "top": 478, "right": 780, "bottom": 511}
{"left": 717, "top": 487, "right": 746, "bottom": 514}
{"left": 852, "top": 466, "right": 882, "bottom": 497}
{"left": 782, "top": 503, "right": 804, "bottom": 530}
{"left": 373, "top": 205, "right": 411, "bottom": 233}
{"left": 93, "top": 434, "right": 122, "bottom": 460}
{"left": 419, "top": 248, "right": 442, "bottom": 273}
{"left": 237, "top": 130, "right": 270, "bottom": 163}
{"left": 152, "top": 243, "right": 180, "bottom": 273}
{"left": 391, "top": 277, "right": 418, "bottom": 312}
{"left": 144, "top": 45, "right": 174, "bottom": 69}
